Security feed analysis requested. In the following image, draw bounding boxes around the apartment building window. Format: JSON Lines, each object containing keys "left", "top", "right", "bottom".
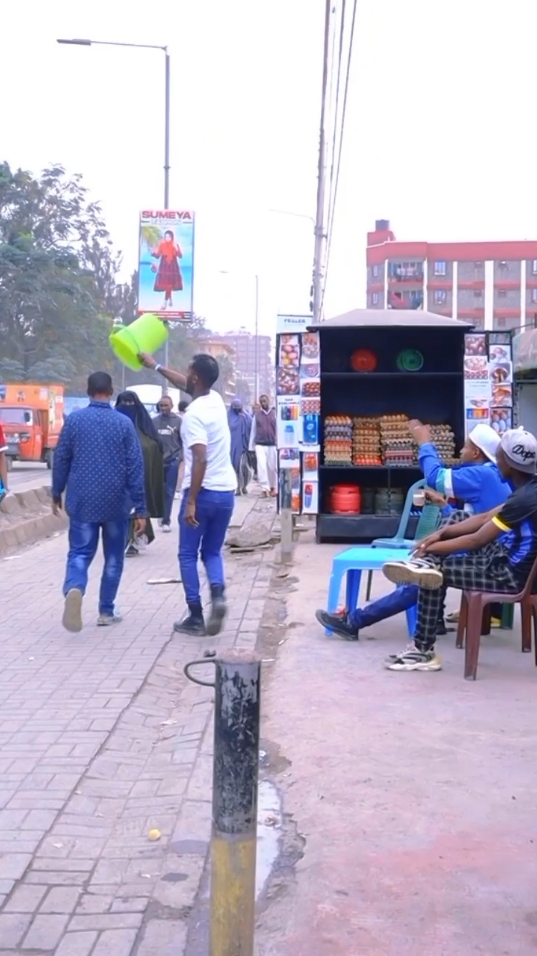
{"left": 433, "top": 260, "right": 447, "bottom": 276}
{"left": 474, "top": 290, "right": 483, "bottom": 299}
{"left": 498, "top": 289, "right": 507, "bottom": 298}
{"left": 531, "top": 289, "right": 537, "bottom": 304}
{"left": 434, "top": 289, "right": 447, "bottom": 305}
{"left": 372, "top": 292, "right": 379, "bottom": 306}
{"left": 372, "top": 264, "right": 379, "bottom": 278}
{"left": 532, "top": 260, "right": 537, "bottom": 275}
{"left": 498, "top": 260, "right": 508, "bottom": 271}
{"left": 474, "top": 261, "right": 483, "bottom": 269}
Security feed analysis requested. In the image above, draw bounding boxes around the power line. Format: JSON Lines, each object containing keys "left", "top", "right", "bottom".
{"left": 320, "top": 0, "right": 358, "bottom": 318}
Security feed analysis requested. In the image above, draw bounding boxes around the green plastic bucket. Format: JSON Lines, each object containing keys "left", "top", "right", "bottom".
{"left": 109, "top": 314, "right": 168, "bottom": 371}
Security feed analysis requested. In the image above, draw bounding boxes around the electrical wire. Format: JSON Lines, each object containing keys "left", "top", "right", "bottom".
{"left": 320, "top": 0, "right": 358, "bottom": 318}
{"left": 325, "top": 0, "right": 347, "bottom": 253}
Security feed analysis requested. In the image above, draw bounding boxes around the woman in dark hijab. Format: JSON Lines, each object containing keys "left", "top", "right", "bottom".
{"left": 115, "top": 391, "right": 165, "bottom": 555}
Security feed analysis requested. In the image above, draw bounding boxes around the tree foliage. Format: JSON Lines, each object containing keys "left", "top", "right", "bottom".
{"left": 0, "top": 161, "right": 210, "bottom": 396}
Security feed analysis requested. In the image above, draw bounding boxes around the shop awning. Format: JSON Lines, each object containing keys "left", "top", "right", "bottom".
{"left": 308, "top": 308, "right": 474, "bottom": 330}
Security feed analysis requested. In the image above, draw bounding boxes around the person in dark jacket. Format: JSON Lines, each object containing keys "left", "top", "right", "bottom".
{"left": 153, "top": 396, "right": 183, "bottom": 531}
{"left": 249, "top": 395, "right": 277, "bottom": 496}
{"left": 52, "top": 372, "right": 147, "bottom": 631}
{"left": 115, "top": 392, "right": 165, "bottom": 555}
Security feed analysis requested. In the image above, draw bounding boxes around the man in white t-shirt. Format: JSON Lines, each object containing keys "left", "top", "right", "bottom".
{"left": 139, "top": 351, "right": 236, "bottom": 636}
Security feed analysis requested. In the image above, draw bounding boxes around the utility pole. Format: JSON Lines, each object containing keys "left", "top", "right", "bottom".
{"left": 312, "top": 0, "right": 332, "bottom": 324}
{"left": 161, "top": 48, "right": 171, "bottom": 395}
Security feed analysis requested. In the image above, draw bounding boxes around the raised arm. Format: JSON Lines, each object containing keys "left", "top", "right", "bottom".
{"left": 138, "top": 352, "right": 187, "bottom": 391}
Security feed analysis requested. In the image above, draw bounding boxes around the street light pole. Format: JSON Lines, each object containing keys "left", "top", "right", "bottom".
{"left": 57, "top": 37, "right": 171, "bottom": 393}
{"left": 254, "top": 274, "right": 259, "bottom": 401}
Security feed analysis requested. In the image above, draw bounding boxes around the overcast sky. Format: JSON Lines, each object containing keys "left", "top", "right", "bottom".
{"left": 2, "top": 0, "right": 537, "bottom": 338}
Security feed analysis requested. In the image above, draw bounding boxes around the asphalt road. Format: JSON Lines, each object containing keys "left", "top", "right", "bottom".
{"left": 7, "top": 461, "right": 50, "bottom": 490}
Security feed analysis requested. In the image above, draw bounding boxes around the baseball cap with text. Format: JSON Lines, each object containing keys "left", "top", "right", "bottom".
{"left": 500, "top": 428, "right": 537, "bottom": 475}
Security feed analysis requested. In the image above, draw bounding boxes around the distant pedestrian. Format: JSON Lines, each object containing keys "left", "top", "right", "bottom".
{"left": 249, "top": 395, "right": 277, "bottom": 497}
{"left": 138, "top": 351, "right": 236, "bottom": 636}
{"left": 52, "top": 372, "right": 147, "bottom": 632}
{"left": 152, "top": 395, "right": 183, "bottom": 531}
{"left": 115, "top": 391, "right": 165, "bottom": 554}
{"left": 228, "top": 398, "right": 252, "bottom": 495}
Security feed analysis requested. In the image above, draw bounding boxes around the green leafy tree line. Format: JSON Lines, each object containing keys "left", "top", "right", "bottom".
{"left": 0, "top": 162, "right": 208, "bottom": 395}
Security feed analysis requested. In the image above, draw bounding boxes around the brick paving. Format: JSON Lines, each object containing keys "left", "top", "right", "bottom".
{"left": 0, "top": 495, "right": 276, "bottom": 953}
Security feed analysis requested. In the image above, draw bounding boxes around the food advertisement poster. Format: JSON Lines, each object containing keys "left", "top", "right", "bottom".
{"left": 138, "top": 210, "right": 195, "bottom": 319}
{"left": 275, "top": 316, "right": 320, "bottom": 514}
{"left": 464, "top": 331, "right": 513, "bottom": 436}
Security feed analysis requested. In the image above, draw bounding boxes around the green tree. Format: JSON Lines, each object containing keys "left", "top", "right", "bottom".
{"left": 0, "top": 162, "right": 120, "bottom": 390}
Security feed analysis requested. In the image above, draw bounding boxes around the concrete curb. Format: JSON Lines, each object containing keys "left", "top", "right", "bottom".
{"left": 0, "top": 486, "right": 67, "bottom": 553}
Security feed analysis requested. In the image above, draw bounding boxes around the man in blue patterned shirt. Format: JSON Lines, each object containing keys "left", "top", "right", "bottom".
{"left": 52, "top": 372, "right": 147, "bottom": 632}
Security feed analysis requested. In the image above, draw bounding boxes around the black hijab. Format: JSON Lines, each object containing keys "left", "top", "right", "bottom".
{"left": 115, "top": 391, "right": 161, "bottom": 446}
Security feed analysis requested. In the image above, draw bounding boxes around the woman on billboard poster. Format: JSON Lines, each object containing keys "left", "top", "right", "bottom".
{"left": 151, "top": 229, "right": 183, "bottom": 310}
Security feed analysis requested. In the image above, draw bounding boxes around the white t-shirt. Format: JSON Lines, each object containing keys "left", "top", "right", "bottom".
{"left": 181, "top": 390, "right": 236, "bottom": 492}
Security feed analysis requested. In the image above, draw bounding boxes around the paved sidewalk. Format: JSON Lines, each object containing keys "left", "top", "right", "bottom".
{"left": 0, "top": 495, "right": 275, "bottom": 954}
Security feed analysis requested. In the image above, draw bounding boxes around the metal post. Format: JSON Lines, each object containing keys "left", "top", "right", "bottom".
{"left": 162, "top": 48, "right": 171, "bottom": 395}
{"left": 183, "top": 651, "right": 261, "bottom": 956}
{"left": 280, "top": 468, "right": 294, "bottom": 564}
{"left": 254, "top": 275, "right": 260, "bottom": 400}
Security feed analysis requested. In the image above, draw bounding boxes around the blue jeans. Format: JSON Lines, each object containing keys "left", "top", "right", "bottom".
{"left": 179, "top": 488, "right": 235, "bottom": 608}
{"left": 163, "top": 458, "right": 180, "bottom": 525}
{"left": 63, "top": 519, "right": 129, "bottom": 616}
{"left": 349, "top": 584, "right": 446, "bottom": 629}
{"left": 349, "top": 585, "right": 418, "bottom": 629}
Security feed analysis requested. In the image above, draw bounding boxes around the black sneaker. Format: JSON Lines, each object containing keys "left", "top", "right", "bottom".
{"left": 315, "top": 609, "right": 359, "bottom": 641}
{"left": 174, "top": 613, "right": 206, "bottom": 636}
{"left": 206, "top": 587, "right": 227, "bottom": 637}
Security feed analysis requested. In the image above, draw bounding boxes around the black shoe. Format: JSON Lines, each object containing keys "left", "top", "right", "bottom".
{"left": 435, "top": 620, "right": 448, "bottom": 636}
{"left": 174, "top": 613, "right": 206, "bottom": 635}
{"left": 206, "top": 587, "right": 227, "bottom": 637}
{"left": 315, "top": 609, "right": 359, "bottom": 641}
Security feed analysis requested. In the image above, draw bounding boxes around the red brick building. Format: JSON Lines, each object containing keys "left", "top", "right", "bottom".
{"left": 366, "top": 219, "right": 537, "bottom": 330}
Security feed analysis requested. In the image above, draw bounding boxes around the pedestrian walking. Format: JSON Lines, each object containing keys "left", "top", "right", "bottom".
{"left": 249, "top": 395, "right": 277, "bottom": 496}
{"left": 228, "top": 397, "right": 252, "bottom": 495}
{"left": 115, "top": 391, "right": 165, "bottom": 554}
{"left": 152, "top": 395, "right": 182, "bottom": 531}
{"left": 52, "top": 372, "right": 147, "bottom": 633}
{"left": 138, "top": 351, "right": 237, "bottom": 636}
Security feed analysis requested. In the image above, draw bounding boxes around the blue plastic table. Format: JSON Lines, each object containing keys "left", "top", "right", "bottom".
{"left": 326, "top": 546, "right": 417, "bottom": 637}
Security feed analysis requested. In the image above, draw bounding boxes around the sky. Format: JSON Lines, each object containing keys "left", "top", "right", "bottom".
{"left": 2, "top": 0, "right": 537, "bottom": 339}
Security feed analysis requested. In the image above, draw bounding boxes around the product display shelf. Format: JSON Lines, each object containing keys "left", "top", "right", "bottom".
{"left": 309, "top": 309, "right": 471, "bottom": 543}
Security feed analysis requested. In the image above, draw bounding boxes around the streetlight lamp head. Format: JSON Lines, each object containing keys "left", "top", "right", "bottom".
{"left": 56, "top": 38, "right": 92, "bottom": 46}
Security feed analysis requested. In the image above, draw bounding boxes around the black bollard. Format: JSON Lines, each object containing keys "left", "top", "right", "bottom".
{"left": 184, "top": 650, "right": 261, "bottom": 956}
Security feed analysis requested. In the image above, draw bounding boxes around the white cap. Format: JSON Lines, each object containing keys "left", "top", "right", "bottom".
{"left": 468, "top": 423, "right": 501, "bottom": 463}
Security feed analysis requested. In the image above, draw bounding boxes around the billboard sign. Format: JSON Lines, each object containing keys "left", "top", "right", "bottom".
{"left": 138, "top": 210, "right": 194, "bottom": 319}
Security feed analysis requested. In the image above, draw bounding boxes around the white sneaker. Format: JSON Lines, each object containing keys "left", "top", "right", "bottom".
{"left": 384, "top": 645, "right": 442, "bottom": 672}
{"left": 382, "top": 558, "right": 443, "bottom": 590}
{"left": 161, "top": 523, "right": 172, "bottom": 534}
{"left": 62, "top": 588, "right": 83, "bottom": 633}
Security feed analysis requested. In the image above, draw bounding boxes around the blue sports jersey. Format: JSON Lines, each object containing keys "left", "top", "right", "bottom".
{"left": 418, "top": 441, "right": 510, "bottom": 513}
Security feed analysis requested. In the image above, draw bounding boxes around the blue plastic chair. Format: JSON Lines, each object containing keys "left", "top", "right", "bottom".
{"left": 365, "top": 479, "right": 442, "bottom": 601}
{"left": 325, "top": 545, "right": 417, "bottom": 638}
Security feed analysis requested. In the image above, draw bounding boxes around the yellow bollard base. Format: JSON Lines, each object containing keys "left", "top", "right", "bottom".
{"left": 210, "top": 831, "right": 257, "bottom": 956}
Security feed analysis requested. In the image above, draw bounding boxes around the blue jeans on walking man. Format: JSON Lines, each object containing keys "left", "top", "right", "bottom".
{"left": 163, "top": 458, "right": 180, "bottom": 526}
{"left": 178, "top": 488, "right": 235, "bottom": 612}
{"left": 63, "top": 519, "right": 129, "bottom": 617}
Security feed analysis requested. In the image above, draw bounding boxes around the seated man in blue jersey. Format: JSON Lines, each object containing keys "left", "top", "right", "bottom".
{"left": 315, "top": 422, "right": 510, "bottom": 641}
